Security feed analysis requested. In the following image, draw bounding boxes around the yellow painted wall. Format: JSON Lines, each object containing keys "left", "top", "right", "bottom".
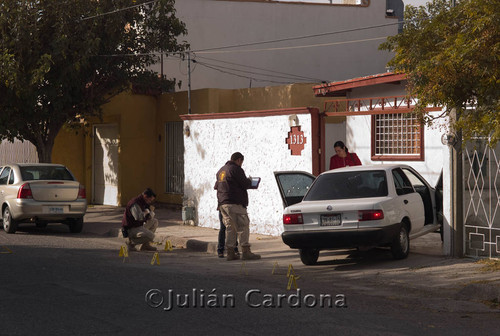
{"left": 52, "top": 126, "right": 85, "bottom": 183}
{"left": 53, "top": 83, "right": 333, "bottom": 206}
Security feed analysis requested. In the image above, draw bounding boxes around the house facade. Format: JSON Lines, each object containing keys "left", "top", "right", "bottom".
{"left": 51, "top": 83, "right": 330, "bottom": 208}
{"left": 313, "top": 72, "right": 500, "bottom": 259}
{"left": 179, "top": 72, "right": 452, "bottom": 243}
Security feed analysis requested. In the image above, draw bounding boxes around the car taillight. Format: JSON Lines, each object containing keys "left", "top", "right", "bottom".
{"left": 17, "top": 183, "right": 33, "bottom": 199}
{"left": 358, "top": 210, "right": 384, "bottom": 221}
{"left": 283, "top": 213, "right": 303, "bottom": 225}
{"left": 78, "top": 185, "right": 86, "bottom": 199}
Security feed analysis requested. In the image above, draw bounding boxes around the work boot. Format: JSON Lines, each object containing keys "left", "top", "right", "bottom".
{"left": 140, "top": 242, "right": 157, "bottom": 252}
{"left": 242, "top": 246, "right": 261, "bottom": 260}
{"left": 126, "top": 240, "right": 138, "bottom": 252}
{"left": 226, "top": 248, "right": 240, "bottom": 261}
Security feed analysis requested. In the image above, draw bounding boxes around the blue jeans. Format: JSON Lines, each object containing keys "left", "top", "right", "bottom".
{"left": 217, "top": 211, "right": 238, "bottom": 254}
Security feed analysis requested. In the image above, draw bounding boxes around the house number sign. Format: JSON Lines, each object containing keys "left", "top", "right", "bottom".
{"left": 285, "top": 126, "right": 306, "bottom": 156}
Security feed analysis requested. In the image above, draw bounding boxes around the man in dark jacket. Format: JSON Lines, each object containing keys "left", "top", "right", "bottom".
{"left": 121, "top": 188, "right": 158, "bottom": 251}
{"left": 214, "top": 152, "right": 260, "bottom": 261}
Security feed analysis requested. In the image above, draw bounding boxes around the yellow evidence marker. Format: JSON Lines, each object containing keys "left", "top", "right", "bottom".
{"left": 119, "top": 245, "right": 129, "bottom": 262}
{"left": 287, "top": 274, "right": 299, "bottom": 290}
{"left": 151, "top": 252, "right": 160, "bottom": 265}
{"left": 164, "top": 240, "right": 173, "bottom": 251}
{"left": 0, "top": 246, "right": 13, "bottom": 254}
{"left": 272, "top": 261, "right": 280, "bottom": 275}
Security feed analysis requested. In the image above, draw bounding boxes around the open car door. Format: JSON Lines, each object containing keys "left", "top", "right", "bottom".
{"left": 274, "top": 171, "right": 316, "bottom": 208}
{"left": 400, "top": 167, "right": 441, "bottom": 239}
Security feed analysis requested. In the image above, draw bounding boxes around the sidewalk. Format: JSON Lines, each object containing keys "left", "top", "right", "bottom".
{"left": 83, "top": 204, "right": 283, "bottom": 253}
{"left": 84, "top": 205, "right": 500, "bottom": 306}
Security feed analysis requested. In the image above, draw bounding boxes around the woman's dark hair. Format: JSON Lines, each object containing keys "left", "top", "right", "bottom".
{"left": 143, "top": 188, "right": 156, "bottom": 198}
{"left": 334, "top": 140, "right": 348, "bottom": 153}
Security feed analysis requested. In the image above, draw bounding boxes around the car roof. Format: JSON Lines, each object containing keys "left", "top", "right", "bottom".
{"left": 322, "top": 164, "right": 412, "bottom": 175}
{"left": 5, "top": 163, "right": 66, "bottom": 167}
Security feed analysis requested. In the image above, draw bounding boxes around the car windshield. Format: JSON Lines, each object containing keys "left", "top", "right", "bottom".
{"left": 304, "top": 170, "right": 388, "bottom": 201}
{"left": 20, "top": 166, "right": 74, "bottom": 181}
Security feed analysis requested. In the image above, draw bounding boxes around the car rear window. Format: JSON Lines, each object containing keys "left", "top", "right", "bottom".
{"left": 304, "top": 170, "right": 388, "bottom": 201}
{"left": 20, "top": 166, "right": 74, "bottom": 181}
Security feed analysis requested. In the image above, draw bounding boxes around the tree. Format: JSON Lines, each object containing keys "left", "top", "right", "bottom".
{"left": 0, "top": 0, "right": 187, "bottom": 162}
{"left": 380, "top": 0, "right": 500, "bottom": 144}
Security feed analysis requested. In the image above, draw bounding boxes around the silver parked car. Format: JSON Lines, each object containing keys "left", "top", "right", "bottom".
{"left": 0, "top": 164, "right": 87, "bottom": 234}
{"left": 275, "top": 164, "right": 441, "bottom": 265}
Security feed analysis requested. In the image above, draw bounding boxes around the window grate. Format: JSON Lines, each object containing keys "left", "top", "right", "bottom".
{"left": 165, "top": 122, "right": 184, "bottom": 194}
{"left": 373, "top": 113, "right": 422, "bottom": 159}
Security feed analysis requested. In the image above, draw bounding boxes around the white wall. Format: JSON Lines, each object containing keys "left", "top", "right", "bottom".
{"left": 347, "top": 113, "right": 447, "bottom": 186}
{"left": 183, "top": 113, "right": 313, "bottom": 235}
{"left": 344, "top": 81, "right": 448, "bottom": 185}
{"left": 159, "top": 0, "right": 400, "bottom": 90}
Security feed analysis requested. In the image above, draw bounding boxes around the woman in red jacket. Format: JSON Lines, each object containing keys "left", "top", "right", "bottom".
{"left": 329, "top": 141, "right": 362, "bottom": 170}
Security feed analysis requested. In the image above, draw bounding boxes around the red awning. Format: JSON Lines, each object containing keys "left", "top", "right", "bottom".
{"left": 313, "top": 72, "right": 407, "bottom": 97}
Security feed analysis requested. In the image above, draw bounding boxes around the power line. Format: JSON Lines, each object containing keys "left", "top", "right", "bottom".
{"left": 80, "top": 0, "right": 158, "bottom": 21}
{"left": 193, "top": 56, "right": 327, "bottom": 82}
{"left": 191, "top": 21, "right": 400, "bottom": 52}
{"left": 195, "top": 36, "right": 388, "bottom": 54}
{"left": 96, "top": 35, "right": 387, "bottom": 58}
{"left": 194, "top": 62, "right": 293, "bottom": 85}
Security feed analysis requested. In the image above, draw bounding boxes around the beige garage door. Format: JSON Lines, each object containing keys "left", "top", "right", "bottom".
{"left": 93, "top": 124, "right": 119, "bottom": 205}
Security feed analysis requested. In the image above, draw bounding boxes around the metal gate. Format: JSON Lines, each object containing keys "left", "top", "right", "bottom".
{"left": 463, "top": 138, "right": 500, "bottom": 258}
{"left": 165, "top": 122, "right": 184, "bottom": 194}
{"left": 0, "top": 138, "right": 38, "bottom": 164}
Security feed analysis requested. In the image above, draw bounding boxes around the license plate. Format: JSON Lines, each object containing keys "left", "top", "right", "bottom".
{"left": 320, "top": 214, "right": 341, "bottom": 226}
{"left": 45, "top": 207, "right": 65, "bottom": 214}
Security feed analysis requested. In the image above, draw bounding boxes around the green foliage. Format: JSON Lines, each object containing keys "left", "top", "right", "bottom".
{"left": 0, "top": 0, "right": 187, "bottom": 162}
{"left": 380, "top": 0, "right": 500, "bottom": 144}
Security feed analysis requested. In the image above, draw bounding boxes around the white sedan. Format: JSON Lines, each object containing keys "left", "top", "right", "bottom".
{"left": 275, "top": 164, "right": 441, "bottom": 265}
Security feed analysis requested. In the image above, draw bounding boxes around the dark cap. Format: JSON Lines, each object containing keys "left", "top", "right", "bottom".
{"left": 143, "top": 188, "right": 156, "bottom": 198}
{"left": 231, "top": 152, "right": 244, "bottom": 161}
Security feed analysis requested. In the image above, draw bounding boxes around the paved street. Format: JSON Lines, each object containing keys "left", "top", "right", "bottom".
{"left": 0, "top": 205, "right": 499, "bottom": 335}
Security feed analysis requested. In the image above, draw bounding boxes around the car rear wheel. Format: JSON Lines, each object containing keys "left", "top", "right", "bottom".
{"left": 299, "top": 248, "right": 319, "bottom": 265}
{"left": 3, "top": 207, "right": 18, "bottom": 234}
{"left": 68, "top": 218, "right": 83, "bottom": 233}
{"left": 36, "top": 221, "right": 48, "bottom": 228}
{"left": 391, "top": 223, "right": 409, "bottom": 260}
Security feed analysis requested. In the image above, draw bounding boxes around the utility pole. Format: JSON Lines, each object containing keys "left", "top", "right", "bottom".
{"left": 187, "top": 51, "right": 192, "bottom": 114}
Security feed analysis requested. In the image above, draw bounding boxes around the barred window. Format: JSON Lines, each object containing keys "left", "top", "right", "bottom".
{"left": 371, "top": 113, "right": 424, "bottom": 161}
{"left": 165, "top": 122, "right": 184, "bottom": 194}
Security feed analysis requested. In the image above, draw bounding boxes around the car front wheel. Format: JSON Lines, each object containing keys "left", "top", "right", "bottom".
{"left": 299, "top": 248, "right": 319, "bottom": 265}
{"left": 391, "top": 223, "right": 409, "bottom": 260}
{"left": 3, "top": 207, "right": 18, "bottom": 234}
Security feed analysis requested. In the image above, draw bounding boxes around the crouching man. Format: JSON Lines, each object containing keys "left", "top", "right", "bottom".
{"left": 122, "top": 188, "right": 158, "bottom": 252}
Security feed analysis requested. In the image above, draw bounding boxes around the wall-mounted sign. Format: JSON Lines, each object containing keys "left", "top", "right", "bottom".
{"left": 285, "top": 126, "right": 306, "bottom": 156}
